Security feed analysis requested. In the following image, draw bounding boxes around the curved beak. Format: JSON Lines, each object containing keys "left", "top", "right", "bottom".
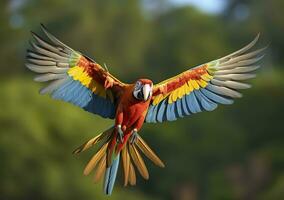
{"left": 142, "top": 84, "right": 152, "bottom": 101}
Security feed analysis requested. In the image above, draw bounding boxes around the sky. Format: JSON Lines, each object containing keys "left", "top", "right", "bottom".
{"left": 170, "top": 0, "right": 226, "bottom": 13}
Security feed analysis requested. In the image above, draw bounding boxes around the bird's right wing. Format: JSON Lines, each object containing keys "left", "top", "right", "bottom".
{"left": 26, "top": 25, "right": 127, "bottom": 119}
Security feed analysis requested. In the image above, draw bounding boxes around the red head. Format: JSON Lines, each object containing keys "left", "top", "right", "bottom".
{"left": 133, "top": 79, "right": 153, "bottom": 101}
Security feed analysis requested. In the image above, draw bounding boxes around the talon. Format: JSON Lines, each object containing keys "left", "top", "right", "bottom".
{"left": 117, "top": 125, "right": 124, "bottom": 143}
{"left": 130, "top": 129, "right": 138, "bottom": 144}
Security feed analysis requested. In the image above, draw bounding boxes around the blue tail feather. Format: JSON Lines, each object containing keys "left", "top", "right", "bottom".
{"left": 104, "top": 154, "right": 120, "bottom": 195}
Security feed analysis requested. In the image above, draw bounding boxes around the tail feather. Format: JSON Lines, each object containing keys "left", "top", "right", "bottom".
{"left": 93, "top": 154, "right": 106, "bottom": 183}
{"left": 128, "top": 161, "right": 136, "bottom": 186}
{"left": 73, "top": 126, "right": 113, "bottom": 154}
{"left": 121, "top": 146, "right": 130, "bottom": 186}
{"left": 136, "top": 135, "right": 165, "bottom": 168}
{"left": 104, "top": 154, "right": 120, "bottom": 195}
{"left": 73, "top": 127, "right": 165, "bottom": 195}
{"left": 128, "top": 144, "right": 149, "bottom": 179}
{"left": 83, "top": 142, "right": 108, "bottom": 175}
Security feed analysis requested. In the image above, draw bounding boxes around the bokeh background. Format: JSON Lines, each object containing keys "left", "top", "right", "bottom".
{"left": 1, "top": 0, "right": 284, "bottom": 199}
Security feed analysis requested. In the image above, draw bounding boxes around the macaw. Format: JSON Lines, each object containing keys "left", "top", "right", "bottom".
{"left": 26, "top": 24, "right": 265, "bottom": 195}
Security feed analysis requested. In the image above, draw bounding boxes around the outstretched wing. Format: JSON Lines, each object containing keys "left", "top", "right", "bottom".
{"left": 26, "top": 24, "right": 126, "bottom": 119}
{"left": 146, "top": 34, "right": 265, "bottom": 123}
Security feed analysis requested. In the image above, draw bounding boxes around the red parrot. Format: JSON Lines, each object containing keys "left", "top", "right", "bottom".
{"left": 26, "top": 25, "right": 265, "bottom": 195}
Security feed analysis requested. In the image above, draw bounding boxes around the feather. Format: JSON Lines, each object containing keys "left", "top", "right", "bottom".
{"left": 57, "top": 62, "right": 70, "bottom": 68}
{"left": 104, "top": 154, "right": 120, "bottom": 195}
{"left": 27, "top": 58, "right": 57, "bottom": 66}
{"left": 30, "top": 41, "right": 69, "bottom": 62}
{"left": 26, "top": 63, "right": 68, "bottom": 74}
{"left": 145, "top": 106, "right": 155, "bottom": 123}
{"left": 122, "top": 147, "right": 130, "bottom": 186}
{"left": 206, "top": 83, "right": 242, "bottom": 98}
{"left": 27, "top": 50, "right": 56, "bottom": 61}
{"left": 39, "top": 77, "right": 69, "bottom": 94}
{"left": 83, "top": 142, "right": 108, "bottom": 175}
{"left": 216, "top": 65, "right": 260, "bottom": 75}
{"left": 75, "top": 87, "right": 92, "bottom": 107}
{"left": 166, "top": 103, "right": 177, "bottom": 121}
{"left": 40, "top": 24, "right": 73, "bottom": 54}
{"left": 51, "top": 78, "right": 74, "bottom": 99}
{"left": 150, "top": 104, "right": 159, "bottom": 123}
{"left": 194, "top": 90, "right": 217, "bottom": 111}
{"left": 128, "top": 144, "right": 149, "bottom": 180}
{"left": 156, "top": 100, "right": 167, "bottom": 122}
{"left": 211, "top": 79, "right": 251, "bottom": 90}
{"left": 170, "top": 89, "right": 179, "bottom": 103}
{"left": 219, "top": 55, "right": 264, "bottom": 69}
{"left": 200, "top": 88, "right": 233, "bottom": 105}
{"left": 219, "top": 34, "right": 259, "bottom": 61}
{"left": 175, "top": 99, "right": 184, "bottom": 118}
{"left": 128, "top": 161, "right": 136, "bottom": 186}
{"left": 214, "top": 73, "right": 256, "bottom": 81}
{"left": 189, "top": 79, "right": 200, "bottom": 90}
{"left": 73, "top": 127, "right": 113, "bottom": 154}
{"left": 59, "top": 80, "right": 80, "bottom": 102}
{"left": 136, "top": 136, "right": 165, "bottom": 168}
{"left": 186, "top": 92, "right": 202, "bottom": 113}
{"left": 93, "top": 154, "right": 106, "bottom": 183}
{"left": 34, "top": 73, "right": 66, "bottom": 82}
{"left": 221, "top": 47, "right": 266, "bottom": 66}
{"left": 181, "top": 96, "right": 191, "bottom": 115}
{"left": 31, "top": 31, "right": 69, "bottom": 57}
{"left": 71, "top": 84, "right": 85, "bottom": 105}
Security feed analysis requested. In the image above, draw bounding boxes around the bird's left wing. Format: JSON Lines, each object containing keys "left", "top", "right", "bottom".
{"left": 146, "top": 34, "right": 265, "bottom": 123}
{"left": 26, "top": 25, "right": 126, "bottom": 119}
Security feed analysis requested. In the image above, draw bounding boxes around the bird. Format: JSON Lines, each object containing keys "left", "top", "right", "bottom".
{"left": 26, "top": 24, "right": 265, "bottom": 195}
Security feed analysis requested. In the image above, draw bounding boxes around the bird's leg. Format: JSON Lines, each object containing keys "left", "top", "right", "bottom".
{"left": 130, "top": 128, "right": 138, "bottom": 144}
{"left": 116, "top": 125, "right": 124, "bottom": 143}
{"left": 130, "top": 116, "right": 144, "bottom": 144}
{"left": 115, "top": 109, "right": 124, "bottom": 143}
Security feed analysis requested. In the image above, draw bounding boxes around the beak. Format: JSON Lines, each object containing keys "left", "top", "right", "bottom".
{"left": 142, "top": 84, "right": 151, "bottom": 101}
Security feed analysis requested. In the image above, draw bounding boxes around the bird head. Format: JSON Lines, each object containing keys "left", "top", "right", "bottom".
{"left": 133, "top": 79, "right": 153, "bottom": 101}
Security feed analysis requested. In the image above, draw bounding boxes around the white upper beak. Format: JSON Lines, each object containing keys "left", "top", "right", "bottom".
{"left": 143, "top": 84, "right": 152, "bottom": 101}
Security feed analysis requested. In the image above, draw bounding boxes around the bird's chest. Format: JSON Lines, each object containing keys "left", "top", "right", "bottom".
{"left": 121, "top": 100, "right": 149, "bottom": 127}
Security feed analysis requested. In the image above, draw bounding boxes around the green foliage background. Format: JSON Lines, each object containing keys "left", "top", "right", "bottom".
{"left": 0, "top": 0, "right": 283, "bottom": 199}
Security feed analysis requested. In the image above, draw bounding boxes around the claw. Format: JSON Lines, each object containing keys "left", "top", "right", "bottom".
{"left": 130, "top": 129, "right": 138, "bottom": 144}
{"left": 117, "top": 125, "right": 124, "bottom": 143}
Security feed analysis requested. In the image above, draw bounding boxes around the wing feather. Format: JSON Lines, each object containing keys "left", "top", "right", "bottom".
{"left": 26, "top": 25, "right": 126, "bottom": 119}
{"left": 146, "top": 35, "right": 265, "bottom": 123}
{"left": 128, "top": 144, "right": 149, "bottom": 180}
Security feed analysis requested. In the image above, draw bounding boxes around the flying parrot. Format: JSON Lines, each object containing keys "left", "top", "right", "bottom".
{"left": 26, "top": 24, "right": 265, "bottom": 195}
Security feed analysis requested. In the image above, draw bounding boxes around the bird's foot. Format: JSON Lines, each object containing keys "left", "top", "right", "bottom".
{"left": 130, "top": 129, "right": 138, "bottom": 144}
{"left": 116, "top": 125, "right": 124, "bottom": 143}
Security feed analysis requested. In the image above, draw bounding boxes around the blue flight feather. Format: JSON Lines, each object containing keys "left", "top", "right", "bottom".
{"left": 186, "top": 92, "right": 201, "bottom": 113}
{"left": 52, "top": 78, "right": 74, "bottom": 100}
{"left": 151, "top": 104, "right": 160, "bottom": 123}
{"left": 104, "top": 154, "right": 120, "bottom": 195}
{"left": 145, "top": 105, "right": 155, "bottom": 123}
{"left": 181, "top": 96, "right": 191, "bottom": 116}
{"left": 175, "top": 99, "right": 184, "bottom": 118}
{"left": 194, "top": 90, "right": 217, "bottom": 111}
{"left": 52, "top": 78, "right": 115, "bottom": 118}
{"left": 166, "top": 103, "right": 177, "bottom": 121}
{"left": 157, "top": 100, "right": 167, "bottom": 122}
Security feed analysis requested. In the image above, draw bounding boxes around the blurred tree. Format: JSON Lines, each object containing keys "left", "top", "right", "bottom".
{"left": 0, "top": 0, "right": 283, "bottom": 199}
{"left": 223, "top": 0, "right": 284, "bottom": 67}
